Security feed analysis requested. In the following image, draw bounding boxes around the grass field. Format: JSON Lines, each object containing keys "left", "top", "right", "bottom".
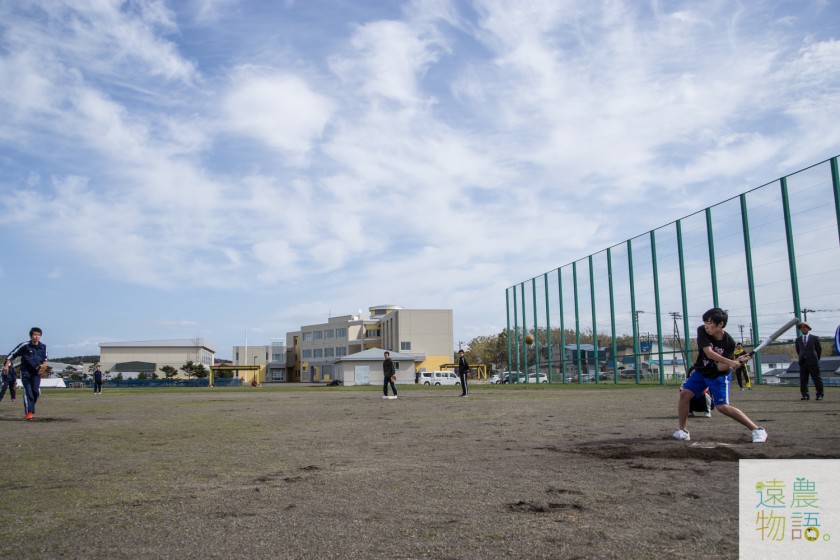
{"left": 1, "top": 384, "right": 837, "bottom": 559}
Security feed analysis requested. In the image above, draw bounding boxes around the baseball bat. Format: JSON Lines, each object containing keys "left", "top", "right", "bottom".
{"left": 747, "top": 317, "right": 800, "bottom": 356}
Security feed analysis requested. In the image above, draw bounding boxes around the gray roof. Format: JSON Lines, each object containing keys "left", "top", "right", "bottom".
{"left": 99, "top": 339, "right": 216, "bottom": 352}
{"left": 756, "top": 354, "right": 791, "bottom": 364}
{"left": 334, "top": 348, "right": 424, "bottom": 362}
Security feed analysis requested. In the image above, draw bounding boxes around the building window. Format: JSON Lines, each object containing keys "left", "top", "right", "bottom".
{"left": 324, "top": 348, "right": 334, "bottom": 357}
{"left": 314, "top": 348, "right": 323, "bottom": 358}
{"left": 314, "top": 330, "right": 323, "bottom": 340}
{"left": 400, "top": 341, "right": 411, "bottom": 351}
{"left": 336, "top": 328, "right": 347, "bottom": 338}
{"left": 324, "top": 329, "right": 334, "bottom": 339}
{"left": 302, "top": 349, "right": 312, "bottom": 359}
{"left": 302, "top": 332, "right": 313, "bottom": 342}
{"left": 336, "top": 347, "right": 347, "bottom": 357}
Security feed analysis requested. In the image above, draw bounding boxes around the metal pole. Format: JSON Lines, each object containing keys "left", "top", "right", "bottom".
{"left": 532, "top": 277, "right": 539, "bottom": 381}
{"left": 740, "top": 193, "right": 762, "bottom": 383}
{"left": 832, "top": 157, "right": 840, "bottom": 248}
{"left": 706, "top": 208, "right": 719, "bottom": 308}
{"left": 558, "top": 268, "right": 567, "bottom": 383}
{"left": 573, "top": 261, "right": 582, "bottom": 382}
{"left": 676, "top": 220, "right": 692, "bottom": 370}
{"left": 520, "top": 282, "right": 527, "bottom": 383}
{"left": 607, "top": 248, "right": 618, "bottom": 384}
{"left": 513, "top": 285, "right": 520, "bottom": 376}
{"left": 589, "top": 255, "right": 598, "bottom": 384}
{"left": 628, "top": 240, "right": 639, "bottom": 384}
{"left": 781, "top": 177, "right": 802, "bottom": 318}
{"left": 651, "top": 230, "right": 664, "bottom": 385}
{"left": 506, "top": 288, "right": 512, "bottom": 374}
{"left": 544, "top": 272, "right": 553, "bottom": 383}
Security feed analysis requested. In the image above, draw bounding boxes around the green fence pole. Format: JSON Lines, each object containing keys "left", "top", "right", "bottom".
{"left": 558, "top": 268, "right": 567, "bottom": 383}
{"left": 650, "top": 230, "right": 664, "bottom": 385}
{"left": 676, "top": 220, "right": 692, "bottom": 370}
{"left": 506, "top": 288, "right": 512, "bottom": 373}
{"left": 832, "top": 157, "right": 840, "bottom": 246}
{"left": 544, "top": 272, "right": 553, "bottom": 382}
{"left": 740, "top": 194, "right": 762, "bottom": 383}
{"left": 607, "top": 248, "right": 618, "bottom": 383}
{"left": 513, "top": 285, "right": 520, "bottom": 376}
{"left": 520, "top": 282, "right": 528, "bottom": 383}
{"left": 532, "top": 277, "right": 539, "bottom": 381}
{"left": 706, "top": 208, "right": 719, "bottom": 308}
{"left": 781, "top": 177, "right": 802, "bottom": 318}
{"left": 589, "top": 255, "right": 598, "bottom": 384}
{"left": 573, "top": 261, "right": 582, "bottom": 382}
{"left": 628, "top": 240, "right": 639, "bottom": 384}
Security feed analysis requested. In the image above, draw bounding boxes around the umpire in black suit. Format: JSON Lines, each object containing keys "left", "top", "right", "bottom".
{"left": 795, "top": 322, "right": 823, "bottom": 401}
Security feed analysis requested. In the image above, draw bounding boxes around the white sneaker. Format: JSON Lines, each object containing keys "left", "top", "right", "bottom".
{"left": 751, "top": 428, "right": 768, "bottom": 443}
{"left": 703, "top": 412, "right": 712, "bottom": 418}
{"left": 673, "top": 429, "right": 690, "bottom": 441}
{"left": 389, "top": 395, "right": 398, "bottom": 399}
{"left": 381, "top": 396, "right": 388, "bottom": 399}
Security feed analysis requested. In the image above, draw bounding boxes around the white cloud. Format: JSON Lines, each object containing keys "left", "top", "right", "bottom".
{"left": 222, "top": 68, "right": 335, "bottom": 160}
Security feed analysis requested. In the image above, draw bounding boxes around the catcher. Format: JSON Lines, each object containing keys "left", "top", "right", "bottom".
{"left": 3, "top": 327, "right": 48, "bottom": 420}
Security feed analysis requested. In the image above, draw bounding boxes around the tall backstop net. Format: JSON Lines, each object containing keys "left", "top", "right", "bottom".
{"left": 506, "top": 156, "right": 840, "bottom": 385}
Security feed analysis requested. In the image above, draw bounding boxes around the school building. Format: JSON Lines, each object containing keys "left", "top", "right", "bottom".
{"left": 253, "top": 305, "right": 453, "bottom": 383}
{"left": 99, "top": 339, "right": 216, "bottom": 378}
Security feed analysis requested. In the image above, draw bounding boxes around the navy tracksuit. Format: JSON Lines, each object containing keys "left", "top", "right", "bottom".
{"left": 7, "top": 341, "right": 48, "bottom": 415}
{"left": 0, "top": 364, "right": 15, "bottom": 401}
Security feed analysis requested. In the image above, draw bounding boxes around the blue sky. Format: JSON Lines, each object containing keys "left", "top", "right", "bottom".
{"left": 1, "top": 0, "right": 839, "bottom": 360}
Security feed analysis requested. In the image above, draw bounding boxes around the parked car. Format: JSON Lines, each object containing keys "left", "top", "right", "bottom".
{"left": 489, "top": 373, "right": 501, "bottom": 384}
{"left": 500, "top": 371, "right": 524, "bottom": 384}
{"left": 525, "top": 373, "right": 549, "bottom": 384}
{"left": 422, "top": 371, "right": 460, "bottom": 386}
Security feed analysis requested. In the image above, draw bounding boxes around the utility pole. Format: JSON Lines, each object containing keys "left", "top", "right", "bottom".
{"left": 738, "top": 324, "right": 745, "bottom": 343}
{"left": 669, "top": 312, "right": 683, "bottom": 377}
{"left": 801, "top": 308, "right": 815, "bottom": 322}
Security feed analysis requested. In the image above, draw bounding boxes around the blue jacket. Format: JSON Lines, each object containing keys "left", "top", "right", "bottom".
{"left": 1, "top": 363, "right": 14, "bottom": 384}
{"left": 7, "top": 342, "right": 48, "bottom": 376}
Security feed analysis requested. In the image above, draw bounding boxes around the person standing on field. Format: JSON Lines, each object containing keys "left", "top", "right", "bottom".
{"left": 382, "top": 351, "right": 398, "bottom": 400}
{"left": 457, "top": 349, "right": 469, "bottom": 397}
{"left": 0, "top": 361, "right": 16, "bottom": 403}
{"left": 795, "top": 322, "right": 823, "bottom": 401}
{"left": 4, "top": 327, "right": 48, "bottom": 421}
{"left": 733, "top": 342, "right": 752, "bottom": 391}
{"left": 93, "top": 366, "right": 103, "bottom": 395}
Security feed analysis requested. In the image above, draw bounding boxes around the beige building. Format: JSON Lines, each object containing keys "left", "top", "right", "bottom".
{"left": 277, "top": 305, "right": 453, "bottom": 383}
{"left": 99, "top": 339, "right": 215, "bottom": 378}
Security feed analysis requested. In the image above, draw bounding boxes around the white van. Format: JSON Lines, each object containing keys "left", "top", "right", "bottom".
{"left": 420, "top": 371, "right": 460, "bottom": 386}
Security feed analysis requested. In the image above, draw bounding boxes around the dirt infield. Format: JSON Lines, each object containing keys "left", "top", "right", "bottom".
{"left": 1, "top": 384, "right": 837, "bottom": 559}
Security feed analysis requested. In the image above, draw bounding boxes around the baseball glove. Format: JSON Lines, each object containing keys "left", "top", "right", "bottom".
{"left": 390, "top": 375, "right": 397, "bottom": 382}
{"left": 38, "top": 363, "right": 48, "bottom": 375}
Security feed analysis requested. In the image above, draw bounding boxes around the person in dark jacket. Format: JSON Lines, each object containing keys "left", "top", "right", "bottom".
{"left": 0, "top": 362, "right": 16, "bottom": 403}
{"left": 457, "top": 350, "right": 469, "bottom": 397}
{"left": 795, "top": 322, "right": 823, "bottom": 401}
{"left": 93, "top": 366, "right": 104, "bottom": 395}
{"left": 382, "top": 351, "right": 398, "bottom": 399}
{"left": 4, "top": 327, "right": 48, "bottom": 420}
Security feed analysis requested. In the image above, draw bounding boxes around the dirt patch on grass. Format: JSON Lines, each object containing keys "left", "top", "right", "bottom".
{"left": 0, "top": 385, "right": 837, "bottom": 559}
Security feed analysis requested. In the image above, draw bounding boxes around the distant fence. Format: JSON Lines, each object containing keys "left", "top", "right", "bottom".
{"left": 506, "top": 155, "right": 840, "bottom": 385}
{"left": 63, "top": 378, "right": 245, "bottom": 388}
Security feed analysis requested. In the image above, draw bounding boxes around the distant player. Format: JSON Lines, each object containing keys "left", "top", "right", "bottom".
{"left": 457, "top": 349, "right": 469, "bottom": 397}
{"left": 93, "top": 366, "right": 104, "bottom": 395}
{"left": 673, "top": 309, "right": 766, "bottom": 443}
{"left": 0, "top": 361, "right": 16, "bottom": 403}
{"left": 4, "top": 327, "right": 48, "bottom": 421}
{"left": 733, "top": 342, "right": 752, "bottom": 390}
